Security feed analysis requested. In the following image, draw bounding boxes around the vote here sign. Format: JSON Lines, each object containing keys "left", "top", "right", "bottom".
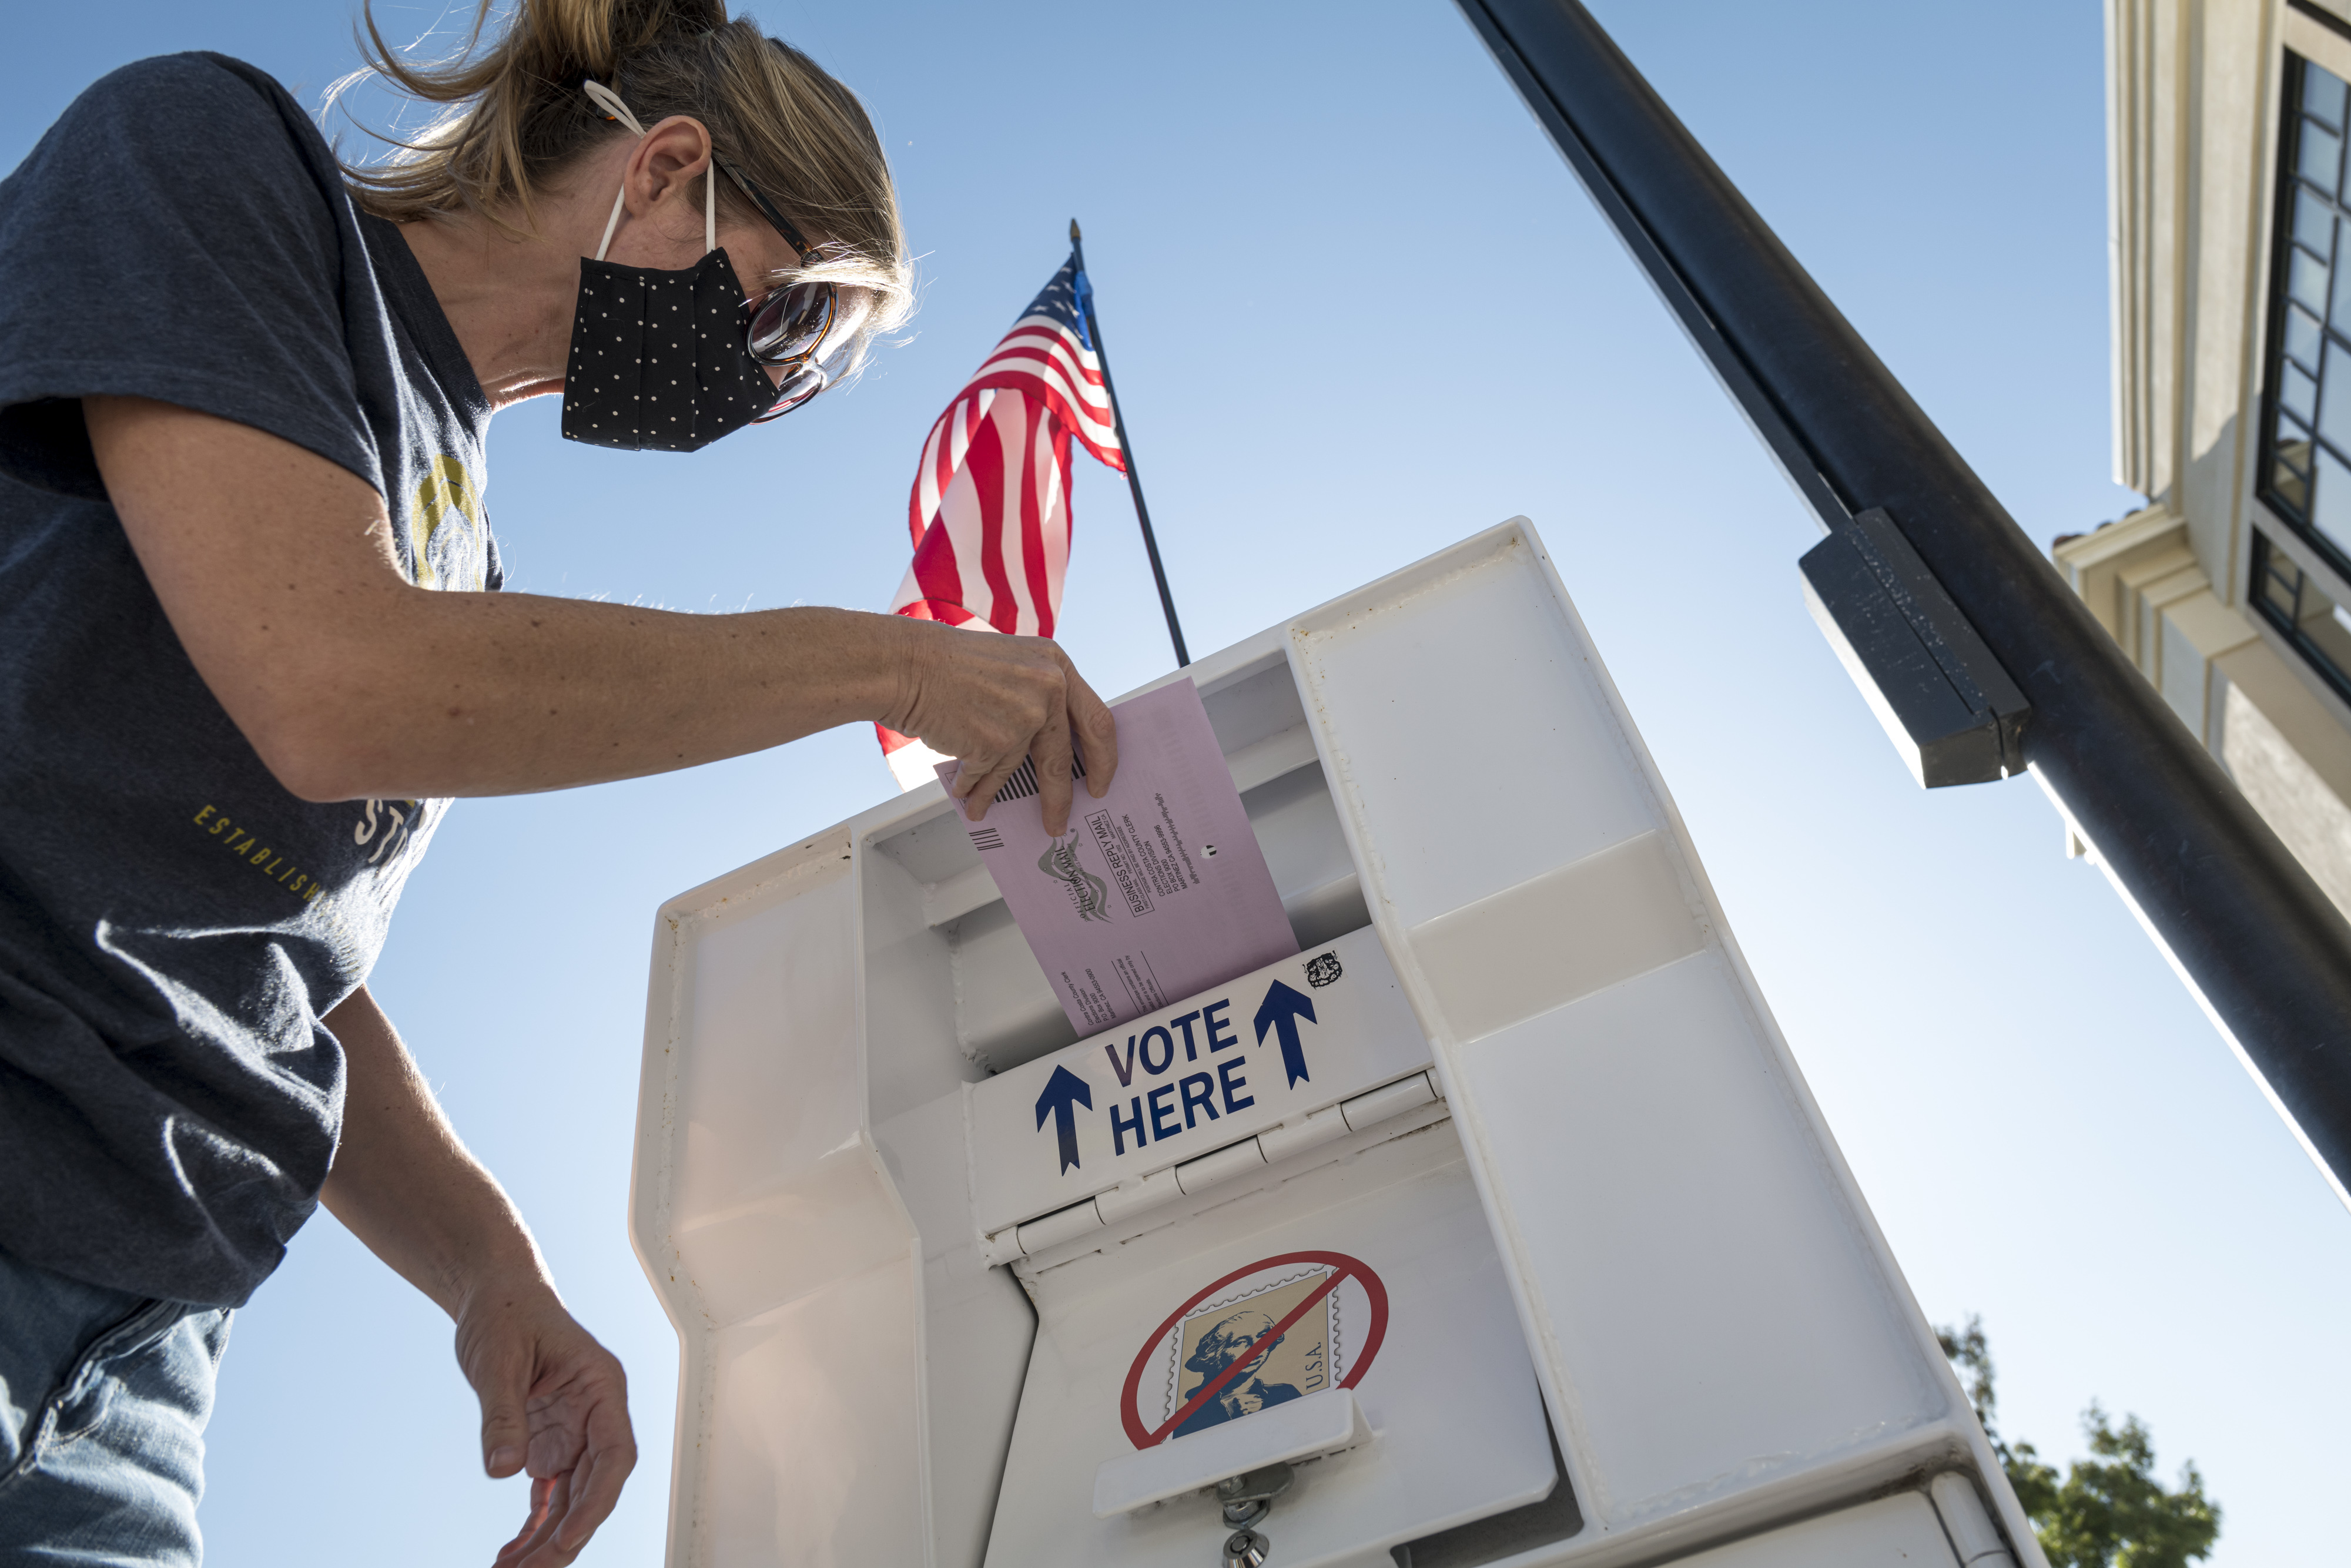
{"left": 968, "top": 925, "right": 1432, "bottom": 1235}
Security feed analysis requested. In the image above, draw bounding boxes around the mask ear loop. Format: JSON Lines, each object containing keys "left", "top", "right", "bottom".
{"left": 583, "top": 79, "right": 649, "bottom": 263}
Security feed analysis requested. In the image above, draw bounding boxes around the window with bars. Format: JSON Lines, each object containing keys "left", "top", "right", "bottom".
{"left": 2255, "top": 53, "right": 2351, "bottom": 712}
{"left": 2252, "top": 532, "right": 2351, "bottom": 706}
{"left": 2260, "top": 55, "right": 2351, "bottom": 575}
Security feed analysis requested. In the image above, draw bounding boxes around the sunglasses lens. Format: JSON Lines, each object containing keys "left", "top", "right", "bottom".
{"left": 754, "top": 362, "right": 829, "bottom": 423}
{"left": 744, "top": 283, "right": 835, "bottom": 364}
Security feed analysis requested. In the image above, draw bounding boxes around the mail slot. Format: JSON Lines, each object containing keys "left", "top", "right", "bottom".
{"left": 628, "top": 520, "right": 2040, "bottom": 1568}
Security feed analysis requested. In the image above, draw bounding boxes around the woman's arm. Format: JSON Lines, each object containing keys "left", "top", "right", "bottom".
{"left": 84, "top": 395, "right": 1116, "bottom": 828}
{"left": 321, "top": 984, "right": 631, "bottom": 1568}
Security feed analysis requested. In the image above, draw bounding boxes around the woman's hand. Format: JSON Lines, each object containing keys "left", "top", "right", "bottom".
{"left": 883, "top": 618, "right": 1120, "bottom": 836}
{"left": 456, "top": 1272, "right": 637, "bottom": 1568}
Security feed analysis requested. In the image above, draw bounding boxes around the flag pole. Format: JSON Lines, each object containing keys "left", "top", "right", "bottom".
{"left": 1069, "top": 219, "right": 1190, "bottom": 668}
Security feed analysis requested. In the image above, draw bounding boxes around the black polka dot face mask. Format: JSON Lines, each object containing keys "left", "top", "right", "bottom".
{"left": 560, "top": 83, "right": 779, "bottom": 453}
{"left": 560, "top": 247, "right": 775, "bottom": 452}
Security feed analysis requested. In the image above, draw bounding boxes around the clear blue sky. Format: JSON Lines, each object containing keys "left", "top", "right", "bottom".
{"left": 10, "top": 2, "right": 2348, "bottom": 1564}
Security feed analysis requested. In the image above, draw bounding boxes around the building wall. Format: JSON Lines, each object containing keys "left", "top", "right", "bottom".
{"left": 2069, "top": 0, "right": 2351, "bottom": 918}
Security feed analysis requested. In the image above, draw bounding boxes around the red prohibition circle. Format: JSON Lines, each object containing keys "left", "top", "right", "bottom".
{"left": 1120, "top": 1250, "right": 1388, "bottom": 1449}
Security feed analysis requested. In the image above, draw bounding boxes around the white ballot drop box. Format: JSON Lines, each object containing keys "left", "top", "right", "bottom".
{"left": 628, "top": 520, "right": 2043, "bottom": 1568}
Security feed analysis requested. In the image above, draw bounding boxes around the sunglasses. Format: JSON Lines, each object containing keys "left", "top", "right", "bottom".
{"left": 714, "top": 155, "right": 844, "bottom": 422}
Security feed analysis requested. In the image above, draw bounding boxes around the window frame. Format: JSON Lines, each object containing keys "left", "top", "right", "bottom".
{"left": 2253, "top": 51, "right": 2351, "bottom": 580}
{"left": 2251, "top": 530, "right": 2351, "bottom": 713}
{"left": 2250, "top": 46, "right": 2351, "bottom": 719}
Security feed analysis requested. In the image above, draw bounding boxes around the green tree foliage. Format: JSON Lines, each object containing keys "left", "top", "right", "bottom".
{"left": 1935, "top": 1316, "right": 2220, "bottom": 1568}
{"left": 1937, "top": 1317, "right": 2060, "bottom": 1521}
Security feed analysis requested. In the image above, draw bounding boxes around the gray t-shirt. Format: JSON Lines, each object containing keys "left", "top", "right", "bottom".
{"left": 0, "top": 53, "right": 502, "bottom": 1306}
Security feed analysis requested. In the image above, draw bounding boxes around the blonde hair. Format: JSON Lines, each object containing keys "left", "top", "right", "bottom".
{"left": 333, "top": 0, "right": 910, "bottom": 371}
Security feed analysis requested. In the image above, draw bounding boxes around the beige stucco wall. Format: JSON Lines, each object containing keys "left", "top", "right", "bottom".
{"left": 2222, "top": 684, "right": 2351, "bottom": 916}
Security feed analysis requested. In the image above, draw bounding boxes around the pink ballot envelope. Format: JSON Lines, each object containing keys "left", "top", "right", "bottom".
{"left": 939, "top": 681, "right": 1300, "bottom": 1034}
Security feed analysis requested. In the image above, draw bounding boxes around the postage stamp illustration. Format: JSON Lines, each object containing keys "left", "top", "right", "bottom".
{"left": 1161, "top": 1267, "right": 1342, "bottom": 1437}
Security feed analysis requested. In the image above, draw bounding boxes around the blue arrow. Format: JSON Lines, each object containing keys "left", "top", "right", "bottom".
{"left": 1035, "top": 1064, "right": 1093, "bottom": 1174}
{"left": 1253, "top": 981, "right": 1317, "bottom": 1088}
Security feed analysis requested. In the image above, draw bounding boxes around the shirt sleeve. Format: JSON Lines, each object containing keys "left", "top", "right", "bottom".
{"left": 0, "top": 53, "right": 384, "bottom": 501}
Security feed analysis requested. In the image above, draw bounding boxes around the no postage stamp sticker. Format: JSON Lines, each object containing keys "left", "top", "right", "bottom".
{"left": 1120, "top": 1251, "right": 1388, "bottom": 1449}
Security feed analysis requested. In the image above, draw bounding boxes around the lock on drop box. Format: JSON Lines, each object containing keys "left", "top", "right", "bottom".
{"left": 940, "top": 680, "right": 1299, "bottom": 1034}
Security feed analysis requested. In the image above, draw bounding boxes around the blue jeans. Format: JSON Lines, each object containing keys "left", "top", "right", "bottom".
{"left": 0, "top": 1247, "right": 231, "bottom": 1566}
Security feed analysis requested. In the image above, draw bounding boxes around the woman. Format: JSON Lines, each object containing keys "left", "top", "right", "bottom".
{"left": 0, "top": 2, "right": 1116, "bottom": 1562}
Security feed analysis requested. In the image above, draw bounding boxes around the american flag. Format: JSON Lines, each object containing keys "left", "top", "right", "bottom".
{"left": 880, "top": 254, "right": 1126, "bottom": 788}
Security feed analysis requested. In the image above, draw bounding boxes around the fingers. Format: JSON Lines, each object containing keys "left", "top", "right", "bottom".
{"left": 1064, "top": 662, "right": 1118, "bottom": 799}
{"left": 551, "top": 1417, "right": 639, "bottom": 1556}
{"left": 492, "top": 1475, "right": 557, "bottom": 1568}
{"left": 494, "top": 1425, "right": 634, "bottom": 1568}
{"left": 951, "top": 755, "right": 1020, "bottom": 822}
{"left": 476, "top": 1342, "right": 534, "bottom": 1479}
{"left": 1031, "top": 687, "right": 1077, "bottom": 837}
